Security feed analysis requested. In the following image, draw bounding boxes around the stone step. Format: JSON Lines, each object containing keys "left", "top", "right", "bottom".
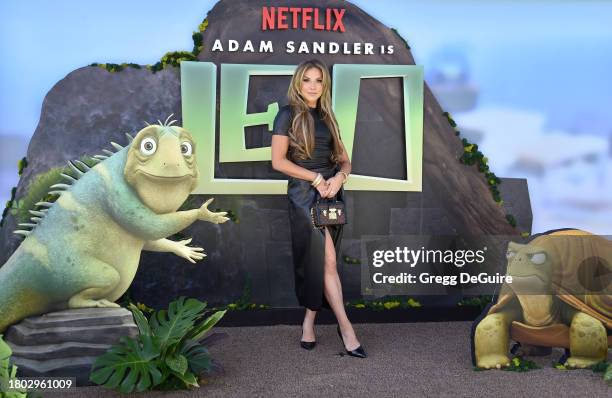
{"left": 42, "top": 307, "right": 129, "bottom": 317}
{"left": 21, "top": 310, "right": 134, "bottom": 329}
{"left": 7, "top": 341, "right": 112, "bottom": 360}
{"left": 11, "top": 356, "right": 99, "bottom": 386}
{"left": 5, "top": 323, "right": 138, "bottom": 346}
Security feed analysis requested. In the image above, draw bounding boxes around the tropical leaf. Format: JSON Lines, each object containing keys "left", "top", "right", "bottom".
{"left": 165, "top": 354, "right": 188, "bottom": 375}
{"left": 169, "top": 370, "right": 199, "bottom": 388}
{"left": 180, "top": 339, "right": 212, "bottom": 375}
{"left": 128, "top": 303, "right": 151, "bottom": 336}
{"left": 90, "top": 335, "right": 162, "bottom": 393}
{"left": 188, "top": 310, "right": 227, "bottom": 341}
{"left": 604, "top": 363, "right": 612, "bottom": 383}
{"left": 149, "top": 297, "right": 207, "bottom": 351}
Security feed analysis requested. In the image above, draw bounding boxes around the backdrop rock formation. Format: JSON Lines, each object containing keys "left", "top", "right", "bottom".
{"left": 0, "top": 0, "right": 528, "bottom": 310}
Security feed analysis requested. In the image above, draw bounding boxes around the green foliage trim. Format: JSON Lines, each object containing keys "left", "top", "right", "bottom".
{"left": 91, "top": 15, "right": 209, "bottom": 74}
{"left": 457, "top": 295, "right": 494, "bottom": 311}
{"left": 342, "top": 255, "right": 361, "bottom": 265}
{"left": 0, "top": 335, "right": 27, "bottom": 398}
{"left": 89, "top": 63, "right": 141, "bottom": 73}
{"left": 1, "top": 158, "right": 27, "bottom": 228}
{"left": 90, "top": 297, "right": 226, "bottom": 393}
{"left": 8, "top": 157, "right": 97, "bottom": 230}
{"left": 346, "top": 296, "right": 421, "bottom": 310}
{"left": 443, "top": 111, "right": 518, "bottom": 229}
{"left": 503, "top": 356, "right": 539, "bottom": 372}
{"left": 213, "top": 279, "right": 270, "bottom": 311}
{"left": 474, "top": 356, "right": 539, "bottom": 372}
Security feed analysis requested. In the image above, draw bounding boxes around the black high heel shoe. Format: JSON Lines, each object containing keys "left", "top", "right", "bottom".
{"left": 300, "top": 326, "right": 316, "bottom": 350}
{"left": 337, "top": 325, "right": 367, "bottom": 358}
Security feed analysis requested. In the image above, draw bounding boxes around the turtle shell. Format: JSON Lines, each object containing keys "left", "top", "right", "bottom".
{"left": 489, "top": 229, "right": 612, "bottom": 330}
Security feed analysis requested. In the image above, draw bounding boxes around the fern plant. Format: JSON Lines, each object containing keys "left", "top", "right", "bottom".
{"left": 90, "top": 297, "right": 226, "bottom": 393}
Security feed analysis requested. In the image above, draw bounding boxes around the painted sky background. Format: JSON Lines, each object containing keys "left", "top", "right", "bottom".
{"left": 1, "top": 0, "right": 611, "bottom": 233}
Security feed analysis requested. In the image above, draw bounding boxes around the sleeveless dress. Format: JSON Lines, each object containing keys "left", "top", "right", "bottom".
{"left": 272, "top": 105, "right": 344, "bottom": 311}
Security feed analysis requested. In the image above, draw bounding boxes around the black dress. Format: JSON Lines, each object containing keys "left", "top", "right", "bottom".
{"left": 272, "top": 105, "right": 344, "bottom": 311}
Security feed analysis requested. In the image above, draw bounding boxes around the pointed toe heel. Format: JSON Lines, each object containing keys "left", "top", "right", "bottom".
{"left": 300, "top": 326, "right": 316, "bottom": 350}
{"left": 300, "top": 341, "right": 316, "bottom": 350}
{"left": 336, "top": 325, "right": 367, "bottom": 358}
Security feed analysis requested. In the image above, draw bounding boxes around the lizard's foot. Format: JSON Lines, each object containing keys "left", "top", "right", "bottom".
{"left": 98, "top": 299, "right": 121, "bottom": 308}
{"left": 565, "top": 356, "right": 600, "bottom": 369}
{"left": 68, "top": 297, "right": 120, "bottom": 309}
{"left": 477, "top": 354, "right": 511, "bottom": 370}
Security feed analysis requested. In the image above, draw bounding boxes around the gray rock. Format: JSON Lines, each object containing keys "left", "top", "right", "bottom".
{"left": 0, "top": 0, "right": 526, "bottom": 311}
{"left": 5, "top": 307, "right": 138, "bottom": 386}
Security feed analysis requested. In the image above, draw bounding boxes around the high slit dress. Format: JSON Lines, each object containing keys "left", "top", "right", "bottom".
{"left": 273, "top": 105, "right": 344, "bottom": 311}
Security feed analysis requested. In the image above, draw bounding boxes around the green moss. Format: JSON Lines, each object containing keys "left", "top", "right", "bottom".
{"left": 9, "top": 157, "right": 97, "bottom": 228}
{"left": 11, "top": 167, "right": 64, "bottom": 225}
{"left": 17, "top": 157, "right": 28, "bottom": 177}
{"left": 1, "top": 158, "right": 29, "bottom": 228}
{"left": 92, "top": 15, "right": 210, "bottom": 74}
{"left": 443, "top": 111, "right": 518, "bottom": 229}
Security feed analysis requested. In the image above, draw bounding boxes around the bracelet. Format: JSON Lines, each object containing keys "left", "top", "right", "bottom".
{"left": 311, "top": 173, "right": 323, "bottom": 187}
{"left": 337, "top": 171, "right": 348, "bottom": 184}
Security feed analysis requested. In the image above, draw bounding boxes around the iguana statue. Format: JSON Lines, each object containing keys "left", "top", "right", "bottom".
{"left": 473, "top": 229, "right": 611, "bottom": 369}
{"left": 0, "top": 118, "right": 229, "bottom": 332}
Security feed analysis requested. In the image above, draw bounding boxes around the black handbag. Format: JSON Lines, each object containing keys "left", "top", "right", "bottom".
{"left": 310, "top": 197, "right": 347, "bottom": 229}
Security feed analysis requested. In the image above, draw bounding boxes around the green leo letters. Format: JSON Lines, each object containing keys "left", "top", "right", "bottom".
{"left": 180, "top": 61, "right": 423, "bottom": 194}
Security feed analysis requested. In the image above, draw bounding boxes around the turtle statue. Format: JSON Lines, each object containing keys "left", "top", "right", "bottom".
{"left": 472, "top": 229, "right": 611, "bottom": 369}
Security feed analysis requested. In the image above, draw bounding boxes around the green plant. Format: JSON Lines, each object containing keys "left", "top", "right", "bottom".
{"left": 443, "top": 111, "right": 518, "bottom": 229}
{"left": 590, "top": 359, "right": 612, "bottom": 384}
{"left": 8, "top": 157, "right": 97, "bottom": 228}
{"left": 474, "top": 356, "right": 539, "bottom": 372}
{"left": 0, "top": 335, "right": 27, "bottom": 398}
{"left": 1, "top": 157, "right": 28, "bottom": 228}
{"left": 219, "top": 279, "right": 269, "bottom": 311}
{"left": 503, "top": 356, "right": 539, "bottom": 372}
{"left": 9, "top": 167, "right": 63, "bottom": 225}
{"left": 457, "top": 295, "right": 494, "bottom": 311}
{"left": 346, "top": 296, "right": 421, "bottom": 310}
{"left": 90, "top": 297, "right": 226, "bottom": 393}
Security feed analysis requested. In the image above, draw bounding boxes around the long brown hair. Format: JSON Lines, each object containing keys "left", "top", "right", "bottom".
{"left": 287, "top": 59, "right": 343, "bottom": 163}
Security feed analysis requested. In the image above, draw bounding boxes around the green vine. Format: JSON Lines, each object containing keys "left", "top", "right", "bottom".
{"left": 443, "top": 111, "right": 518, "bottom": 229}
{"left": 91, "top": 16, "right": 209, "bottom": 74}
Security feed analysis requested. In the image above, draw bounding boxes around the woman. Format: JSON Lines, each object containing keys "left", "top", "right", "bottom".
{"left": 271, "top": 59, "right": 366, "bottom": 358}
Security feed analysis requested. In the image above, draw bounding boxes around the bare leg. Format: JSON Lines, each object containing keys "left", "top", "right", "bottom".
{"left": 322, "top": 228, "right": 360, "bottom": 351}
{"left": 302, "top": 309, "right": 317, "bottom": 342}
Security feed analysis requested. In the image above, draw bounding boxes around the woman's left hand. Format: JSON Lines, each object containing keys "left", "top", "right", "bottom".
{"left": 324, "top": 176, "right": 343, "bottom": 198}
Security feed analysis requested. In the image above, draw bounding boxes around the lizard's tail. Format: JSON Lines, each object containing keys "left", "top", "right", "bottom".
{"left": 0, "top": 255, "right": 50, "bottom": 333}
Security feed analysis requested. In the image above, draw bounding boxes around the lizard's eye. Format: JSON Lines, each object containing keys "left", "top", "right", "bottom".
{"left": 180, "top": 142, "right": 193, "bottom": 156}
{"left": 140, "top": 137, "right": 157, "bottom": 156}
